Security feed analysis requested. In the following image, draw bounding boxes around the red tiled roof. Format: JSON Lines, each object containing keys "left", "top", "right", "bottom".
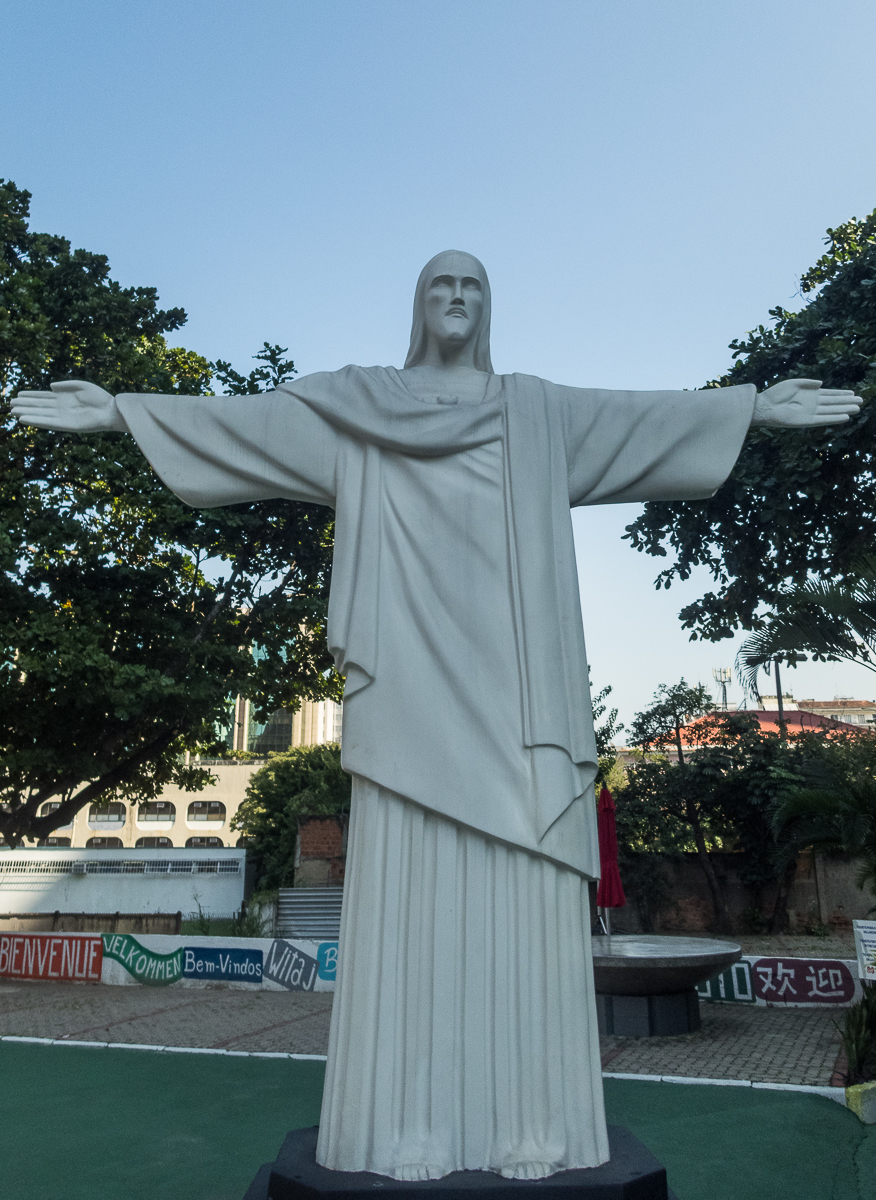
{"left": 745, "top": 709, "right": 850, "bottom": 734}
{"left": 673, "top": 708, "right": 853, "bottom": 748}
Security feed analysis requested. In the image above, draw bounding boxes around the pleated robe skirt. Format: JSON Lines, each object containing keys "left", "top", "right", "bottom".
{"left": 316, "top": 778, "right": 609, "bottom": 1181}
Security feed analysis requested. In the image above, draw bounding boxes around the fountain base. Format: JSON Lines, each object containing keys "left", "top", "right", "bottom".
{"left": 597, "top": 989, "right": 701, "bottom": 1038}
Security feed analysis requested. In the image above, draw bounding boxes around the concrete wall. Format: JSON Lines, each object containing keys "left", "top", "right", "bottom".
{"left": 618, "top": 852, "right": 870, "bottom": 934}
{"left": 0, "top": 848, "right": 245, "bottom": 917}
{"left": 0, "top": 912, "right": 181, "bottom": 934}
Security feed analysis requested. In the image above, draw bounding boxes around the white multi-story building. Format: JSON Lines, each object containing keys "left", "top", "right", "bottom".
{"left": 796, "top": 696, "right": 876, "bottom": 726}
{"left": 31, "top": 698, "right": 343, "bottom": 851}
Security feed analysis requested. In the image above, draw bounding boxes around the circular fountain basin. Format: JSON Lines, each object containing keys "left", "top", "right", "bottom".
{"left": 592, "top": 934, "right": 742, "bottom": 996}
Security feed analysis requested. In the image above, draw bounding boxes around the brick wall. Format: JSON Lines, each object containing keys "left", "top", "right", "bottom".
{"left": 295, "top": 816, "right": 347, "bottom": 887}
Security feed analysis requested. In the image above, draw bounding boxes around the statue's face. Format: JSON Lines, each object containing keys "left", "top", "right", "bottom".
{"left": 422, "top": 252, "right": 485, "bottom": 353}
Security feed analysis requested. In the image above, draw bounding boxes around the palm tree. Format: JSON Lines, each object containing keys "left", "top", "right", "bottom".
{"left": 736, "top": 559, "right": 876, "bottom": 702}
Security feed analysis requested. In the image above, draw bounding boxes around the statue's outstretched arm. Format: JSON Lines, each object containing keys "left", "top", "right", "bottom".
{"left": 751, "top": 378, "right": 862, "bottom": 428}
{"left": 11, "top": 381, "right": 127, "bottom": 432}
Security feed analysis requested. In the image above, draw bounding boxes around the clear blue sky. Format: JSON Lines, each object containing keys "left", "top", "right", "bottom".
{"left": 4, "top": 0, "right": 876, "bottom": 733}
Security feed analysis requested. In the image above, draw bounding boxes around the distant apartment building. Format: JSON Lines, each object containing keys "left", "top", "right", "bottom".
{"left": 794, "top": 697, "right": 876, "bottom": 726}
{"left": 33, "top": 697, "right": 342, "bottom": 851}
{"left": 224, "top": 696, "right": 343, "bottom": 754}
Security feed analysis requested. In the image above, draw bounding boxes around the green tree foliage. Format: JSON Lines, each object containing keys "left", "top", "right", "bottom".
{"left": 621, "top": 682, "right": 806, "bottom": 931}
{"left": 625, "top": 209, "right": 876, "bottom": 641}
{"left": 231, "top": 743, "right": 351, "bottom": 889}
{"left": 612, "top": 774, "right": 684, "bottom": 933}
{"left": 591, "top": 678, "right": 623, "bottom": 779}
{"left": 0, "top": 180, "right": 338, "bottom": 846}
{"left": 624, "top": 681, "right": 731, "bottom": 929}
{"left": 773, "top": 729, "right": 876, "bottom": 900}
{"left": 626, "top": 680, "right": 713, "bottom": 765}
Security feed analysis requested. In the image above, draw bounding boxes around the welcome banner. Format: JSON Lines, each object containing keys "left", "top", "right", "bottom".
{"left": 100, "top": 933, "right": 337, "bottom": 990}
{"left": 102, "top": 933, "right": 183, "bottom": 986}
{"left": 0, "top": 933, "right": 102, "bottom": 982}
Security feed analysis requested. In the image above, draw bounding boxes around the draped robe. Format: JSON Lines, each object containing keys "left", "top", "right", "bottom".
{"left": 119, "top": 366, "right": 755, "bottom": 875}
{"left": 118, "top": 366, "right": 755, "bottom": 1179}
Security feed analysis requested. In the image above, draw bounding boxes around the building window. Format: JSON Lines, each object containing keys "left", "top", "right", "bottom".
{"left": 88, "top": 802, "right": 126, "bottom": 823}
{"left": 138, "top": 801, "right": 176, "bottom": 822}
{"left": 247, "top": 707, "right": 294, "bottom": 755}
{"left": 135, "top": 836, "right": 174, "bottom": 848}
{"left": 236, "top": 836, "right": 254, "bottom": 848}
{"left": 185, "top": 836, "right": 224, "bottom": 849}
{"left": 187, "top": 800, "right": 226, "bottom": 822}
{"left": 37, "top": 837, "right": 71, "bottom": 847}
{"left": 86, "top": 837, "right": 124, "bottom": 849}
{"left": 38, "top": 801, "right": 61, "bottom": 818}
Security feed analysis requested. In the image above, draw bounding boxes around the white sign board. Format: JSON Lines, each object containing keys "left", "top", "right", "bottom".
{"left": 853, "top": 919, "right": 876, "bottom": 981}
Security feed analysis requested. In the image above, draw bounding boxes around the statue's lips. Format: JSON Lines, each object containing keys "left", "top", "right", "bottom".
{"left": 445, "top": 309, "right": 467, "bottom": 318}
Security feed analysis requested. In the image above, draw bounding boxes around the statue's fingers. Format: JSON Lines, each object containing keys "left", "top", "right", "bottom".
{"left": 12, "top": 390, "right": 57, "bottom": 401}
{"left": 14, "top": 411, "right": 65, "bottom": 424}
{"left": 816, "top": 399, "right": 862, "bottom": 411}
{"left": 11, "top": 397, "right": 65, "bottom": 412}
{"left": 810, "top": 413, "right": 851, "bottom": 426}
{"left": 11, "top": 401, "right": 62, "bottom": 416}
{"left": 794, "top": 378, "right": 823, "bottom": 389}
{"left": 50, "top": 380, "right": 89, "bottom": 394}
{"left": 817, "top": 389, "right": 861, "bottom": 399}
{"left": 16, "top": 413, "right": 65, "bottom": 428}
{"left": 815, "top": 404, "right": 860, "bottom": 417}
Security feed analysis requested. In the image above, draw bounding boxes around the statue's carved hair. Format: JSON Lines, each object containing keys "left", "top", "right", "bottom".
{"left": 404, "top": 251, "right": 494, "bottom": 373}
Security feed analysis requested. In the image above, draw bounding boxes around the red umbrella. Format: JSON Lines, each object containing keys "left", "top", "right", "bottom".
{"left": 596, "top": 786, "right": 626, "bottom": 927}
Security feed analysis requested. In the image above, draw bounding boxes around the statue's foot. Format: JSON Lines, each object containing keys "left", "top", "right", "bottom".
{"left": 498, "top": 1162, "right": 560, "bottom": 1180}
{"left": 390, "top": 1164, "right": 444, "bottom": 1181}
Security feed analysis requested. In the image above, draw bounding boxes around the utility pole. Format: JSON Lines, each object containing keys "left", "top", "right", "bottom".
{"left": 774, "top": 659, "right": 786, "bottom": 739}
{"left": 771, "top": 653, "right": 807, "bottom": 740}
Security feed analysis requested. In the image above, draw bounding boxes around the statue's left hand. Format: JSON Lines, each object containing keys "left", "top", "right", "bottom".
{"left": 752, "top": 378, "right": 863, "bottom": 428}
{"left": 10, "top": 380, "right": 127, "bottom": 432}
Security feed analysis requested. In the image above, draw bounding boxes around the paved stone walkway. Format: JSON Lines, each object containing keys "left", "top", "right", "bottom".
{"left": 0, "top": 980, "right": 845, "bottom": 1085}
{"left": 600, "top": 1003, "right": 842, "bottom": 1085}
{"left": 0, "top": 982, "right": 332, "bottom": 1055}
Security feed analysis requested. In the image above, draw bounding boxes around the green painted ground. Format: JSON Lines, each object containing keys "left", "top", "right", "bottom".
{"left": 1, "top": 1043, "right": 874, "bottom": 1200}
{"left": 604, "top": 1078, "right": 876, "bottom": 1200}
{"left": 0, "top": 1042, "right": 324, "bottom": 1200}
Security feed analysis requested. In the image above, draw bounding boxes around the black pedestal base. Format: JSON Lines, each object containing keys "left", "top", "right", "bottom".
{"left": 596, "top": 990, "right": 700, "bottom": 1038}
{"left": 244, "top": 1125, "right": 676, "bottom": 1200}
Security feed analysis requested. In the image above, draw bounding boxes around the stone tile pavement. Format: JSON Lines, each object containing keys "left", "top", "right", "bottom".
{"left": 0, "top": 981, "right": 332, "bottom": 1055}
{"left": 599, "top": 1003, "right": 842, "bottom": 1086}
{"left": 0, "top": 979, "right": 845, "bottom": 1085}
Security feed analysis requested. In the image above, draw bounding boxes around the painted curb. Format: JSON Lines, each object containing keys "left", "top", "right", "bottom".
{"left": 0, "top": 1034, "right": 327, "bottom": 1060}
{"left": 603, "top": 1071, "right": 847, "bottom": 1106}
{"left": 846, "top": 1080, "right": 876, "bottom": 1123}
{"left": 0, "top": 1038, "right": 844, "bottom": 1102}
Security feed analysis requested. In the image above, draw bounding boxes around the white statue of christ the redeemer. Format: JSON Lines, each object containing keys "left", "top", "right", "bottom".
{"left": 13, "top": 251, "right": 862, "bottom": 1181}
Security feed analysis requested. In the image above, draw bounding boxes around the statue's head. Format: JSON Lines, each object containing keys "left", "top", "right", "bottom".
{"left": 405, "top": 250, "right": 493, "bottom": 372}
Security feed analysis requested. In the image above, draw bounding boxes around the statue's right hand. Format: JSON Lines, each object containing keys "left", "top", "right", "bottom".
{"left": 10, "top": 380, "right": 127, "bottom": 432}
